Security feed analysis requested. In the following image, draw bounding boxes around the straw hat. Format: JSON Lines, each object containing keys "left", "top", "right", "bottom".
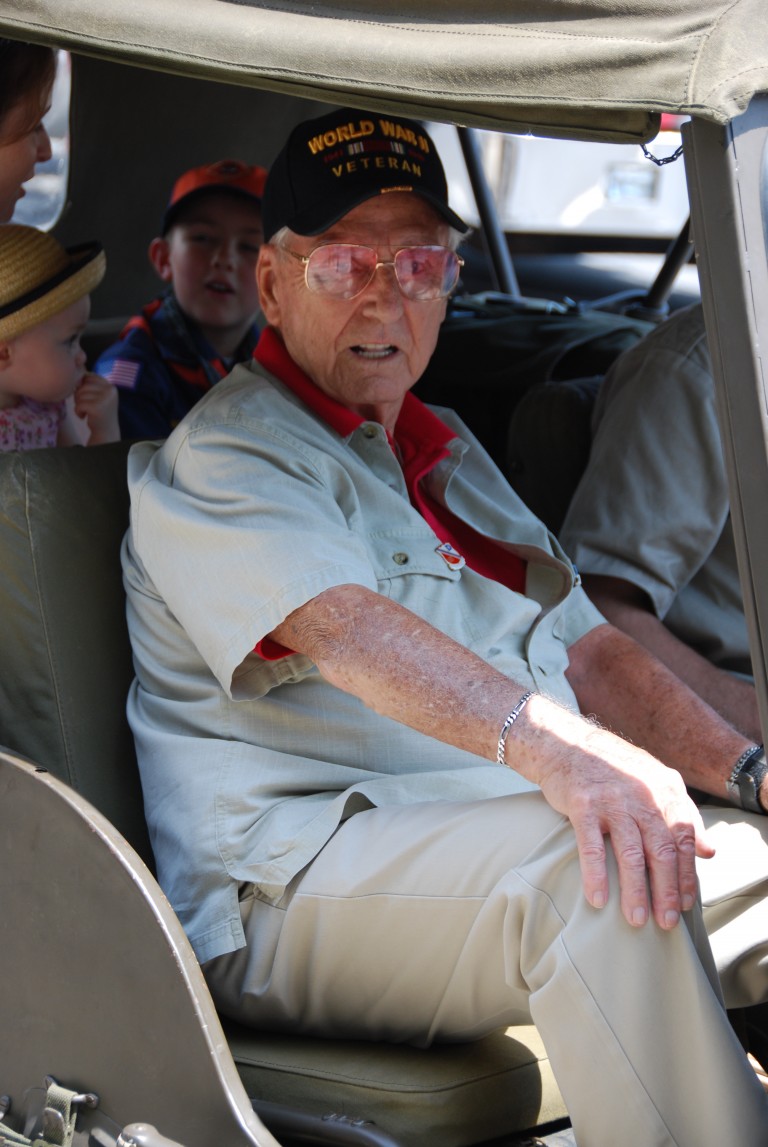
{"left": 0, "top": 224, "right": 106, "bottom": 341}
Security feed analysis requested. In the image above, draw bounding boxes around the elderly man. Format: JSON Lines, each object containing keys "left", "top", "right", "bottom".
{"left": 122, "top": 107, "right": 768, "bottom": 1146}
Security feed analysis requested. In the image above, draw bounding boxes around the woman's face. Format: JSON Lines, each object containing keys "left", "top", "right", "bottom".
{"left": 0, "top": 91, "right": 53, "bottom": 223}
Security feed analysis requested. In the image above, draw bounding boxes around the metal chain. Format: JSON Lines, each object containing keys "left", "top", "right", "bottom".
{"left": 641, "top": 142, "right": 684, "bottom": 166}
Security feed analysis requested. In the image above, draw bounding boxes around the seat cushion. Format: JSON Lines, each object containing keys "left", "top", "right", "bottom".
{"left": 226, "top": 1021, "right": 566, "bottom": 1147}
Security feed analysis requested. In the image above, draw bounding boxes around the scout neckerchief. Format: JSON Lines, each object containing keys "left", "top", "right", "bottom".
{"left": 121, "top": 290, "right": 259, "bottom": 392}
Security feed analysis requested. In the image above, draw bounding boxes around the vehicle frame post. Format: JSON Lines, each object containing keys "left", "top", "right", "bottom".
{"left": 684, "top": 97, "right": 768, "bottom": 743}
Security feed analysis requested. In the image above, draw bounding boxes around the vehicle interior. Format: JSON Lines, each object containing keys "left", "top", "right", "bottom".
{"left": 1, "top": 3, "right": 768, "bottom": 1146}
{"left": 46, "top": 53, "right": 696, "bottom": 527}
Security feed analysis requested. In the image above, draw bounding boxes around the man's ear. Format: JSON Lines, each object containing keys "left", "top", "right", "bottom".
{"left": 256, "top": 246, "right": 282, "bottom": 328}
{"left": 148, "top": 237, "right": 173, "bottom": 283}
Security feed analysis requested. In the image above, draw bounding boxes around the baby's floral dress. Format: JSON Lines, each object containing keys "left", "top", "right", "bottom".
{"left": 0, "top": 397, "right": 65, "bottom": 452}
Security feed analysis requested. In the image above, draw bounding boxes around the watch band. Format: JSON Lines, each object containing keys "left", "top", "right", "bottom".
{"left": 726, "top": 744, "right": 768, "bottom": 815}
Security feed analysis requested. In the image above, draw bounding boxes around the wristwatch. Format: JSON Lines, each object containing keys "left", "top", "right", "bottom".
{"left": 726, "top": 744, "right": 768, "bottom": 814}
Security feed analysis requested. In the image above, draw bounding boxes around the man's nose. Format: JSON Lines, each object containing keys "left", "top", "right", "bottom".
{"left": 360, "top": 260, "right": 404, "bottom": 317}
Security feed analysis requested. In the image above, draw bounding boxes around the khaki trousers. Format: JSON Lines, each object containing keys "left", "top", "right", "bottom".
{"left": 206, "top": 793, "right": 768, "bottom": 1146}
{"left": 697, "top": 806, "right": 768, "bottom": 1009}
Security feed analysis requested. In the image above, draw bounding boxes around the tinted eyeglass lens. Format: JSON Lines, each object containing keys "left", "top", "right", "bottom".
{"left": 304, "top": 245, "right": 460, "bottom": 299}
{"left": 394, "top": 247, "right": 460, "bottom": 300}
{"left": 306, "top": 245, "right": 377, "bottom": 298}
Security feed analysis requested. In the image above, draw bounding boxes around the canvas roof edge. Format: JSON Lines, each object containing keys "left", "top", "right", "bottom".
{"left": 1, "top": 0, "right": 767, "bottom": 141}
{"left": 0, "top": 16, "right": 657, "bottom": 143}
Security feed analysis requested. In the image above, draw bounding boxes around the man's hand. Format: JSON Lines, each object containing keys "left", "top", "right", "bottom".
{"left": 522, "top": 702, "right": 714, "bottom": 929}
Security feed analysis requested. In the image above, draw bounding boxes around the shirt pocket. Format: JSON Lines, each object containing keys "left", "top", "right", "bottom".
{"left": 368, "top": 528, "right": 463, "bottom": 591}
{"left": 367, "top": 529, "right": 488, "bottom": 649}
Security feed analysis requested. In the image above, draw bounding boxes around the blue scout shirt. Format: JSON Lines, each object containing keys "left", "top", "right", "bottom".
{"left": 96, "top": 291, "right": 261, "bottom": 440}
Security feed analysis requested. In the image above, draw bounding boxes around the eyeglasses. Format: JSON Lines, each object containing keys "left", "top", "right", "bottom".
{"left": 281, "top": 243, "right": 464, "bottom": 301}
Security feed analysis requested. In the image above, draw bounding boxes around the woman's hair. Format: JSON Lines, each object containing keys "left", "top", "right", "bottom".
{"left": 0, "top": 40, "right": 56, "bottom": 140}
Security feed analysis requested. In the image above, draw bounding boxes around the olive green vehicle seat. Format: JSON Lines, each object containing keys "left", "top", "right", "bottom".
{"left": 505, "top": 376, "right": 603, "bottom": 536}
{"left": 0, "top": 442, "right": 567, "bottom": 1147}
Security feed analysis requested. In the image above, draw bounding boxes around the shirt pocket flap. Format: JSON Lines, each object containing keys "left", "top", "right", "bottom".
{"left": 367, "top": 529, "right": 463, "bottom": 580}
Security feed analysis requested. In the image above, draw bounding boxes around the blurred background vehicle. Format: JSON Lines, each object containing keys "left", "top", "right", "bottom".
{"left": 431, "top": 115, "right": 689, "bottom": 247}
{"left": 431, "top": 117, "right": 699, "bottom": 310}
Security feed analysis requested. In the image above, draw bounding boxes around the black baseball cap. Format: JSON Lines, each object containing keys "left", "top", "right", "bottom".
{"left": 262, "top": 107, "right": 468, "bottom": 240}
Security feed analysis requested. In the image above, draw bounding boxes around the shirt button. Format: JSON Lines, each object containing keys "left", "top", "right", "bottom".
{"left": 362, "top": 424, "right": 377, "bottom": 439}
{"left": 393, "top": 552, "right": 409, "bottom": 565}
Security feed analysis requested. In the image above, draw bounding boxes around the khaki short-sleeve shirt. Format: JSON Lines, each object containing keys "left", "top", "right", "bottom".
{"left": 123, "top": 357, "right": 603, "bottom": 962}
{"left": 561, "top": 303, "right": 749, "bottom": 676}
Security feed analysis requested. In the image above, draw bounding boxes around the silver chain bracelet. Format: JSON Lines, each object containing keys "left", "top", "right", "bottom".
{"left": 497, "top": 691, "right": 534, "bottom": 766}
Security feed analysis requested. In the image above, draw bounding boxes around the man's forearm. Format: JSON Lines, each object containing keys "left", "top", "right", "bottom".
{"left": 270, "top": 583, "right": 748, "bottom": 795}
{"left": 268, "top": 582, "right": 523, "bottom": 761}
{"left": 565, "top": 621, "right": 752, "bottom": 802}
{"left": 584, "top": 573, "right": 761, "bottom": 742}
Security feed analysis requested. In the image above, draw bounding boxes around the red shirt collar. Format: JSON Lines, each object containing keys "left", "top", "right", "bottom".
{"left": 255, "top": 326, "right": 361, "bottom": 438}
{"left": 254, "top": 326, "right": 454, "bottom": 471}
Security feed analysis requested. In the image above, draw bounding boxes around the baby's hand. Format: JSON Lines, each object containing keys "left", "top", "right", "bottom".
{"left": 73, "top": 373, "right": 120, "bottom": 445}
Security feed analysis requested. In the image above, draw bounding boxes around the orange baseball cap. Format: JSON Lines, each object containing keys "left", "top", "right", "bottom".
{"left": 161, "top": 159, "right": 268, "bottom": 234}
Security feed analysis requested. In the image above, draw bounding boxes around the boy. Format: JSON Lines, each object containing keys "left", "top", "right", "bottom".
{"left": 96, "top": 158, "right": 267, "bottom": 440}
{"left": 0, "top": 224, "right": 118, "bottom": 451}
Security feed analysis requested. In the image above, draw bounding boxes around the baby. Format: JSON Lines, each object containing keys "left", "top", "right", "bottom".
{"left": 0, "top": 224, "right": 118, "bottom": 450}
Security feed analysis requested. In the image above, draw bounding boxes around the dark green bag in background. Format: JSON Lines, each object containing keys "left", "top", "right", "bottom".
{"left": 415, "top": 293, "right": 653, "bottom": 472}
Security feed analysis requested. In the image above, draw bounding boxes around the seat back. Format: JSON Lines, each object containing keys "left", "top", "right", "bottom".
{"left": 414, "top": 295, "right": 651, "bottom": 471}
{"left": 505, "top": 376, "right": 602, "bottom": 536}
{"left": 0, "top": 442, "right": 152, "bottom": 863}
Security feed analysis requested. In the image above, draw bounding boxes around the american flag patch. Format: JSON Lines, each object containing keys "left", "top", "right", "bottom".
{"left": 107, "top": 359, "right": 141, "bottom": 390}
